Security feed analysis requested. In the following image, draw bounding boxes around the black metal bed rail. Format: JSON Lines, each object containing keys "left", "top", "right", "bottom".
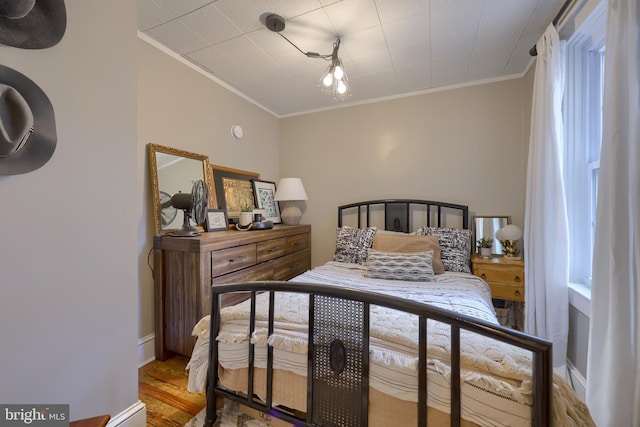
{"left": 337, "top": 199, "right": 470, "bottom": 232}
{"left": 205, "top": 281, "right": 552, "bottom": 427}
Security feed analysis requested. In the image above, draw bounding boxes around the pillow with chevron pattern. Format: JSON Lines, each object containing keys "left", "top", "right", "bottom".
{"left": 372, "top": 233, "right": 445, "bottom": 274}
{"left": 364, "top": 249, "right": 435, "bottom": 281}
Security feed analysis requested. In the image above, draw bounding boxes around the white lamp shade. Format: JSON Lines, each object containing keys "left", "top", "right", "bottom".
{"left": 274, "top": 178, "right": 308, "bottom": 201}
{"left": 496, "top": 224, "right": 522, "bottom": 241}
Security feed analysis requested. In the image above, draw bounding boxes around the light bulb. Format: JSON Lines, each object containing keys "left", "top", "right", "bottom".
{"left": 337, "top": 80, "right": 347, "bottom": 94}
{"left": 333, "top": 65, "right": 344, "bottom": 80}
{"left": 322, "top": 73, "right": 333, "bottom": 87}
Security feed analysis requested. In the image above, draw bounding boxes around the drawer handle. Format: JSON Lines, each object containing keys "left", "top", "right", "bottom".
{"left": 514, "top": 275, "right": 521, "bottom": 282}
{"left": 228, "top": 256, "right": 247, "bottom": 263}
{"left": 514, "top": 290, "right": 521, "bottom": 297}
{"left": 481, "top": 273, "right": 487, "bottom": 280}
{"left": 268, "top": 247, "right": 282, "bottom": 252}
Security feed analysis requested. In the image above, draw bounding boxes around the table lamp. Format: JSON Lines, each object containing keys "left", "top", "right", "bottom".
{"left": 495, "top": 224, "right": 522, "bottom": 259}
{"left": 274, "top": 178, "right": 308, "bottom": 225}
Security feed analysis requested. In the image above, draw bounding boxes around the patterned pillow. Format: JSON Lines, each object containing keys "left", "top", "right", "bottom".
{"left": 332, "top": 226, "right": 377, "bottom": 265}
{"left": 372, "top": 233, "right": 445, "bottom": 274}
{"left": 364, "top": 249, "right": 435, "bottom": 281}
{"left": 414, "top": 227, "right": 472, "bottom": 273}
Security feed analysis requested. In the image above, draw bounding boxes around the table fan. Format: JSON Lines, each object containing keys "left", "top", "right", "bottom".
{"left": 159, "top": 190, "right": 178, "bottom": 226}
{"left": 170, "top": 180, "right": 208, "bottom": 237}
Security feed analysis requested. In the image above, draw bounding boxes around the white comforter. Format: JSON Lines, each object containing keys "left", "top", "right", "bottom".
{"left": 187, "top": 262, "right": 593, "bottom": 427}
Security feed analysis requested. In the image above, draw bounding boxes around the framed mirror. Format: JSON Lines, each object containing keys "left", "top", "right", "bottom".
{"left": 473, "top": 216, "right": 511, "bottom": 255}
{"left": 148, "top": 143, "right": 212, "bottom": 235}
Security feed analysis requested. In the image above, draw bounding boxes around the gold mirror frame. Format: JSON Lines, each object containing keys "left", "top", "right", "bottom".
{"left": 148, "top": 143, "right": 212, "bottom": 236}
{"left": 473, "top": 215, "right": 511, "bottom": 255}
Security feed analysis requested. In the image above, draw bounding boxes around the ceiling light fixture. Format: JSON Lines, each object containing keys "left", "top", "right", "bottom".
{"left": 265, "top": 14, "right": 351, "bottom": 101}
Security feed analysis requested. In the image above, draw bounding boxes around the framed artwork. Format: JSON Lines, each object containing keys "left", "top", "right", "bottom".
{"left": 209, "top": 164, "right": 260, "bottom": 223}
{"left": 252, "top": 179, "right": 281, "bottom": 224}
{"left": 205, "top": 209, "right": 229, "bottom": 231}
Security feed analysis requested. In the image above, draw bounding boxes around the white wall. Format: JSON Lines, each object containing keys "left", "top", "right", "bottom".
{"left": 0, "top": 1, "right": 139, "bottom": 422}
{"left": 137, "top": 39, "right": 281, "bottom": 342}
{"left": 281, "top": 78, "right": 534, "bottom": 267}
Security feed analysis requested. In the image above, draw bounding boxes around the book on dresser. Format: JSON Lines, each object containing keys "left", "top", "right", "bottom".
{"left": 153, "top": 224, "right": 311, "bottom": 360}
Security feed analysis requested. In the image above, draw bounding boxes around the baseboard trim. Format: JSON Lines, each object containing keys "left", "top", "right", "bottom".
{"left": 107, "top": 401, "right": 146, "bottom": 427}
{"left": 138, "top": 333, "right": 155, "bottom": 367}
{"left": 567, "top": 361, "right": 587, "bottom": 401}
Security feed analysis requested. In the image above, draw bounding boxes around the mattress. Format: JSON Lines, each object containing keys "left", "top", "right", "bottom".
{"left": 188, "top": 262, "right": 594, "bottom": 427}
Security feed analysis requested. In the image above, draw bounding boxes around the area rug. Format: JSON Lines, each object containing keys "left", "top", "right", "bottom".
{"left": 184, "top": 400, "right": 270, "bottom": 427}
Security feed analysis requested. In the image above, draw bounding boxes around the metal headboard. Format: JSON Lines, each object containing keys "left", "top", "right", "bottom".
{"left": 338, "top": 199, "right": 469, "bottom": 232}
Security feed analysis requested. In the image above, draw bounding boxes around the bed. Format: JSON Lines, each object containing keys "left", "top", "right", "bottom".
{"left": 187, "top": 200, "right": 593, "bottom": 426}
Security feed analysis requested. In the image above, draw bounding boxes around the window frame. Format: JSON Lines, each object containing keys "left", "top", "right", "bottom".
{"left": 563, "top": 2, "right": 606, "bottom": 287}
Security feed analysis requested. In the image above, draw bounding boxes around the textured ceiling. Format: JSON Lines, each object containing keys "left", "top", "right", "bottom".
{"left": 138, "top": 0, "right": 564, "bottom": 117}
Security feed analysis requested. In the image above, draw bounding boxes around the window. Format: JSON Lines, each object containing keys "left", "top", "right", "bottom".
{"left": 563, "top": 3, "right": 606, "bottom": 287}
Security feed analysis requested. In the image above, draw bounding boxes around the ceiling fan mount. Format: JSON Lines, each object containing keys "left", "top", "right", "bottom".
{"left": 265, "top": 14, "right": 286, "bottom": 33}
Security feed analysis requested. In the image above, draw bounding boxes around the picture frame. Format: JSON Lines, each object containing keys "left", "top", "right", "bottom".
{"left": 252, "top": 179, "right": 281, "bottom": 224}
{"left": 205, "top": 209, "right": 229, "bottom": 232}
{"left": 209, "top": 164, "right": 260, "bottom": 223}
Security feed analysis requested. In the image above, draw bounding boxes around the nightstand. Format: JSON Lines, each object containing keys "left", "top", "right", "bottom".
{"left": 471, "top": 255, "right": 525, "bottom": 329}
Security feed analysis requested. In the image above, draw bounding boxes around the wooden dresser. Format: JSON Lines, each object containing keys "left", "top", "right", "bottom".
{"left": 471, "top": 255, "right": 525, "bottom": 329}
{"left": 153, "top": 224, "right": 311, "bottom": 360}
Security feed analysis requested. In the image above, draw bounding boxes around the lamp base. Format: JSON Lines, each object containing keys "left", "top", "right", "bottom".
{"left": 499, "top": 239, "right": 521, "bottom": 259}
{"left": 280, "top": 202, "right": 302, "bottom": 225}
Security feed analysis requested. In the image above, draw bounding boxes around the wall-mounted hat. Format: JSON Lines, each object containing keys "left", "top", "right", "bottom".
{"left": 0, "top": 0, "right": 67, "bottom": 49}
{"left": 0, "top": 64, "right": 57, "bottom": 175}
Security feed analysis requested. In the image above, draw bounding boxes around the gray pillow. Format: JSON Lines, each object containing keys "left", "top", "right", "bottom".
{"left": 364, "top": 249, "right": 435, "bottom": 281}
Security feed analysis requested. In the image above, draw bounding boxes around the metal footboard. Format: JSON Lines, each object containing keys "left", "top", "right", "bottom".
{"left": 204, "top": 281, "right": 552, "bottom": 427}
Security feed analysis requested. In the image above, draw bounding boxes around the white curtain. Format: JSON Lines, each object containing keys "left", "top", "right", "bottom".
{"left": 586, "top": 1, "right": 640, "bottom": 426}
{"left": 524, "top": 24, "right": 569, "bottom": 370}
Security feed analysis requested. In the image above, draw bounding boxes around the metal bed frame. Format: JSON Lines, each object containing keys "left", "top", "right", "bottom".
{"left": 337, "top": 199, "right": 469, "bottom": 232}
{"left": 204, "top": 200, "right": 552, "bottom": 426}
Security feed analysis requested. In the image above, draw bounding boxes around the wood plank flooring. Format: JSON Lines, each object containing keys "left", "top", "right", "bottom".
{"left": 140, "top": 295, "right": 249, "bottom": 426}
{"left": 138, "top": 355, "right": 206, "bottom": 427}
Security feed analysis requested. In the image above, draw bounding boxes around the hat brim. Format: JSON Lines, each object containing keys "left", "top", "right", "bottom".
{"left": 0, "top": 0, "right": 66, "bottom": 49}
{"left": 0, "top": 65, "right": 57, "bottom": 175}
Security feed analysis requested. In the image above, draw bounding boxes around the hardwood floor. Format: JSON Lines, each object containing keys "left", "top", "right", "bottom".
{"left": 140, "top": 295, "right": 249, "bottom": 426}
{"left": 139, "top": 355, "right": 206, "bottom": 426}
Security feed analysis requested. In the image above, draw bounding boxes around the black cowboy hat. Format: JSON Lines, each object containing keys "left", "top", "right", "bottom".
{"left": 0, "top": 0, "right": 67, "bottom": 49}
{"left": 0, "top": 64, "right": 57, "bottom": 175}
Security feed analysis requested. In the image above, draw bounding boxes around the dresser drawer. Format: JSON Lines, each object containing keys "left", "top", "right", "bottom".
{"left": 210, "top": 262, "right": 276, "bottom": 312}
{"left": 489, "top": 282, "right": 525, "bottom": 302}
{"left": 257, "top": 238, "right": 287, "bottom": 263}
{"left": 273, "top": 249, "right": 310, "bottom": 281}
{"left": 475, "top": 267, "right": 524, "bottom": 286}
{"left": 211, "top": 244, "right": 256, "bottom": 277}
{"left": 286, "top": 233, "right": 309, "bottom": 254}
{"left": 211, "top": 261, "right": 275, "bottom": 285}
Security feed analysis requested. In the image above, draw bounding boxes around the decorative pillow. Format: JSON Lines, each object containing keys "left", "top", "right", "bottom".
{"left": 332, "top": 226, "right": 377, "bottom": 265}
{"left": 364, "top": 249, "right": 435, "bottom": 281}
{"left": 414, "top": 227, "right": 472, "bottom": 273}
{"left": 372, "top": 233, "right": 445, "bottom": 274}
